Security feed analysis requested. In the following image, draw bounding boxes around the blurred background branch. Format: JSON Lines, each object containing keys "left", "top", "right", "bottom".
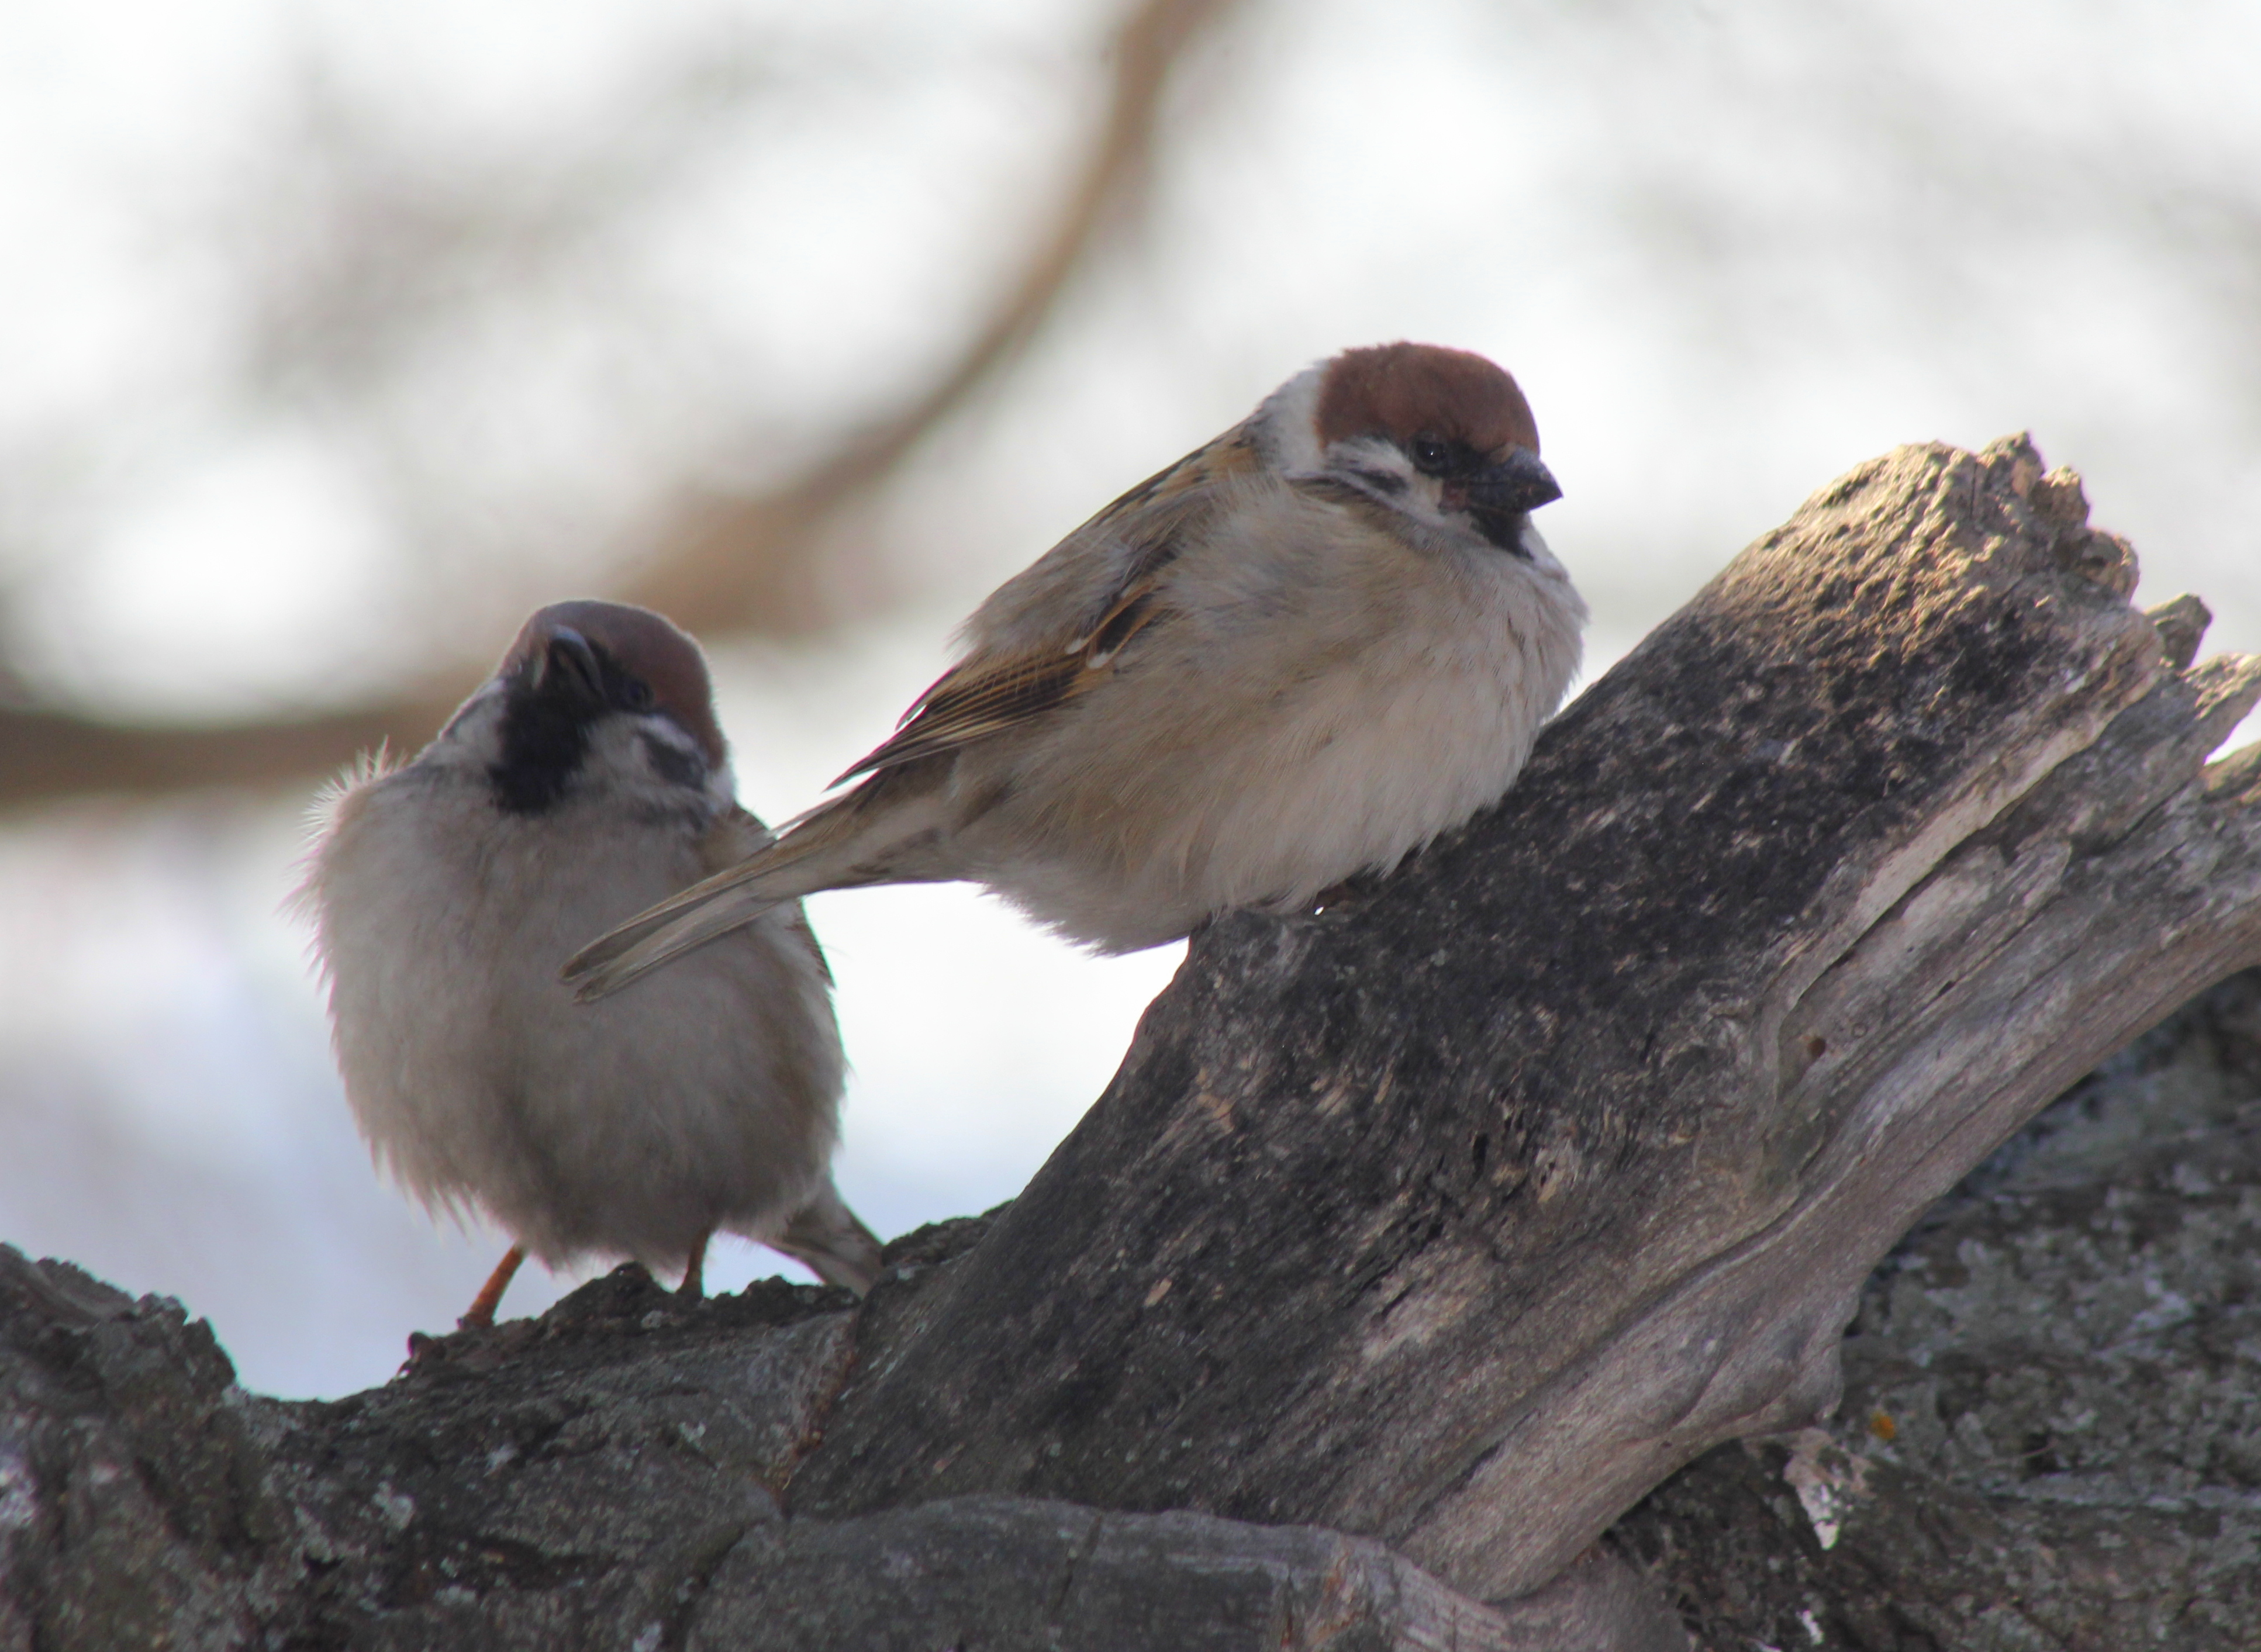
{"left": 624, "top": 0, "right": 1237, "bottom": 637}
{"left": 0, "top": 0, "right": 1237, "bottom": 810}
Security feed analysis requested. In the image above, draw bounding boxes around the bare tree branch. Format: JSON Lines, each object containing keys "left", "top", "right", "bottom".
{"left": 0, "top": 0, "right": 1240, "bottom": 812}
{"left": 624, "top": 0, "right": 1241, "bottom": 637}
{"left": 0, "top": 697, "right": 458, "bottom": 807}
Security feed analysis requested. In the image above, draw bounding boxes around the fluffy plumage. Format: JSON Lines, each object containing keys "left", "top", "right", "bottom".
{"left": 302, "top": 600, "right": 879, "bottom": 1327}
{"left": 565, "top": 343, "right": 1587, "bottom": 998}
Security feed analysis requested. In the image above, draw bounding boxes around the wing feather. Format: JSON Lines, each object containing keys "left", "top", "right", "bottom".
{"left": 830, "top": 430, "right": 1257, "bottom": 786}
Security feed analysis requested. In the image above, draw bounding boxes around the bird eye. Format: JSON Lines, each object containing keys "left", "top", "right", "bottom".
{"left": 619, "top": 679, "right": 654, "bottom": 711}
{"left": 1410, "top": 436, "right": 1452, "bottom": 475}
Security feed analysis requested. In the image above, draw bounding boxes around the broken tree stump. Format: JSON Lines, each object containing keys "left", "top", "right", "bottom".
{"left": 788, "top": 436, "right": 2261, "bottom": 1601}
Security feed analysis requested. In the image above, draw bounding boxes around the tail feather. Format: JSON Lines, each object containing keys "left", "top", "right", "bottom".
{"left": 772, "top": 1181, "right": 884, "bottom": 1295}
{"left": 565, "top": 879, "right": 794, "bottom": 1001}
{"left": 564, "top": 804, "right": 869, "bottom": 1000}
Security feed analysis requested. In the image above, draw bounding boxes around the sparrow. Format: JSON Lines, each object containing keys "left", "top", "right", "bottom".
{"left": 565, "top": 342, "right": 1586, "bottom": 999}
{"left": 301, "top": 599, "right": 882, "bottom": 1329}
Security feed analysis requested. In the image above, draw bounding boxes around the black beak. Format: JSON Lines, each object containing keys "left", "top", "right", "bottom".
{"left": 531, "top": 626, "right": 605, "bottom": 704}
{"left": 1466, "top": 448, "right": 1562, "bottom": 516}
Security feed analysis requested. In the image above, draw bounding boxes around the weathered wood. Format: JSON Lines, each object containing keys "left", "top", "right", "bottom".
{"left": 787, "top": 436, "right": 2261, "bottom": 1599}
{"left": 0, "top": 1245, "right": 1684, "bottom": 1651}
{"left": 1619, "top": 970, "right": 2261, "bottom": 1646}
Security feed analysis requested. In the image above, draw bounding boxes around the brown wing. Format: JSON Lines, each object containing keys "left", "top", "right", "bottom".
{"left": 830, "top": 428, "right": 1256, "bottom": 787}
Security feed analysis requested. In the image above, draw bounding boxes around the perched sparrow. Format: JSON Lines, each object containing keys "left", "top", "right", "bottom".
{"left": 302, "top": 600, "right": 881, "bottom": 1329}
{"left": 566, "top": 342, "right": 1586, "bottom": 998}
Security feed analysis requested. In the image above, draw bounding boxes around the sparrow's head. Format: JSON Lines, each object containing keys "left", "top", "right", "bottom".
{"left": 1266, "top": 343, "right": 1562, "bottom": 560}
{"left": 454, "top": 600, "right": 729, "bottom": 817}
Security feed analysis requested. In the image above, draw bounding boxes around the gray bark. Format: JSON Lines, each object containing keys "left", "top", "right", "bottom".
{"left": 4, "top": 434, "right": 2259, "bottom": 1648}
{"left": 788, "top": 437, "right": 2261, "bottom": 1601}
{"left": 0, "top": 1245, "right": 1674, "bottom": 1650}
{"left": 1617, "top": 967, "right": 2261, "bottom": 1648}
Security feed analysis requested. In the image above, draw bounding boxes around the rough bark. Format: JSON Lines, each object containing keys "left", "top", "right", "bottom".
{"left": 1618, "top": 967, "right": 2261, "bottom": 1649}
{"left": 5, "top": 435, "right": 2259, "bottom": 1647}
{"left": 787, "top": 436, "right": 2261, "bottom": 1601}
{"left": 0, "top": 1245, "right": 1677, "bottom": 1651}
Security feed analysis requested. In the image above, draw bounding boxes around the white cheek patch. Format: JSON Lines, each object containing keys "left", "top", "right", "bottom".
{"left": 1257, "top": 363, "right": 1329, "bottom": 472}
{"left": 615, "top": 715, "right": 713, "bottom": 790}
{"left": 1330, "top": 435, "right": 1414, "bottom": 492}
{"left": 435, "top": 680, "right": 507, "bottom": 746}
{"left": 638, "top": 729, "right": 707, "bottom": 792}
{"left": 642, "top": 720, "right": 738, "bottom": 810}
{"left": 1331, "top": 443, "right": 1449, "bottom": 528}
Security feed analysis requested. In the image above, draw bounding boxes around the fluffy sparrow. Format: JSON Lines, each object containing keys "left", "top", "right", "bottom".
{"left": 566, "top": 342, "right": 1586, "bottom": 998}
{"left": 302, "top": 600, "right": 881, "bottom": 1328}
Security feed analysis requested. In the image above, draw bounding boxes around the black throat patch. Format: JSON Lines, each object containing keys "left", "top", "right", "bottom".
{"left": 1469, "top": 507, "right": 1534, "bottom": 558}
{"left": 489, "top": 687, "right": 595, "bottom": 815}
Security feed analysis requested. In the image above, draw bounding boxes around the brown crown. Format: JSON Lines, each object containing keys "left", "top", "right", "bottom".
{"left": 1313, "top": 343, "right": 1539, "bottom": 458}
{"left": 502, "top": 600, "right": 726, "bottom": 768}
